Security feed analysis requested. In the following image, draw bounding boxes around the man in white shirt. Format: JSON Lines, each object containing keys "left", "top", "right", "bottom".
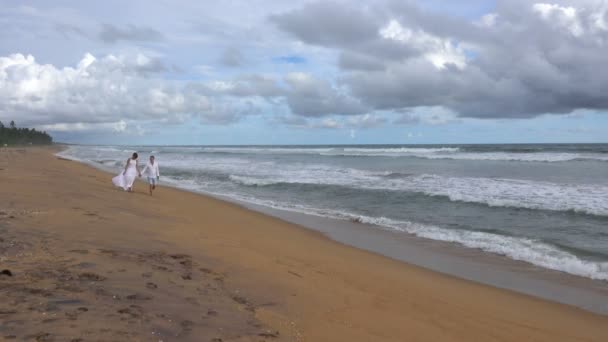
{"left": 140, "top": 155, "right": 160, "bottom": 195}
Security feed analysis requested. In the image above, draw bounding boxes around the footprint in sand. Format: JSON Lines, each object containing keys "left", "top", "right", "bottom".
{"left": 77, "top": 272, "right": 106, "bottom": 281}
{"left": 126, "top": 293, "right": 152, "bottom": 301}
{"left": 180, "top": 320, "right": 194, "bottom": 332}
{"left": 31, "top": 332, "right": 52, "bottom": 341}
{"left": 146, "top": 282, "right": 158, "bottom": 289}
{"left": 168, "top": 253, "right": 190, "bottom": 260}
{"left": 117, "top": 305, "right": 144, "bottom": 318}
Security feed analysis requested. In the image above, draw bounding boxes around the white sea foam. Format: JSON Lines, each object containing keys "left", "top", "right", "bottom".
{"left": 228, "top": 174, "right": 276, "bottom": 186}
{"left": 198, "top": 146, "right": 460, "bottom": 156}
{"left": 226, "top": 167, "right": 608, "bottom": 216}
{"left": 392, "top": 175, "right": 608, "bottom": 216}
{"left": 419, "top": 152, "right": 608, "bottom": 162}
{"left": 344, "top": 214, "right": 608, "bottom": 281}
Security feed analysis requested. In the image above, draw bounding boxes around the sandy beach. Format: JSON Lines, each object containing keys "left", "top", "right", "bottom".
{"left": 0, "top": 147, "right": 607, "bottom": 341}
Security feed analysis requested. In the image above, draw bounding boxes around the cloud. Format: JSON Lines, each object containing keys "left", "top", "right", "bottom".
{"left": 379, "top": 19, "right": 467, "bottom": 70}
{"left": 54, "top": 23, "right": 89, "bottom": 39}
{"left": 38, "top": 120, "right": 128, "bottom": 132}
{"left": 532, "top": 3, "right": 583, "bottom": 36}
{"left": 394, "top": 106, "right": 460, "bottom": 125}
{"left": 0, "top": 53, "right": 234, "bottom": 130}
{"left": 284, "top": 72, "right": 368, "bottom": 117}
{"left": 270, "top": 1, "right": 421, "bottom": 64}
{"left": 196, "top": 72, "right": 369, "bottom": 117}
{"left": 99, "top": 24, "right": 164, "bottom": 44}
{"left": 278, "top": 113, "right": 386, "bottom": 130}
{"left": 346, "top": 114, "right": 387, "bottom": 128}
{"left": 276, "top": 115, "right": 342, "bottom": 129}
{"left": 193, "top": 74, "right": 284, "bottom": 98}
{"left": 338, "top": 52, "right": 385, "bottom": 71}
{"left": 272, "top": 0, "right": 608, "bottom": 119}
{"left": 270, "top": 2, "right": 380, "bottom": 48}
{"left": 219, "top": 47, "right": 245, "bottom": 67}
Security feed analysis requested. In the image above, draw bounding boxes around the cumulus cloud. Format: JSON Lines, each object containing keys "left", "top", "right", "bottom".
{"left": 272, "top": 0, "right": 608, "bottom": 119}
{"left": 0, "top": 53, "right": 223, "bottom": 130}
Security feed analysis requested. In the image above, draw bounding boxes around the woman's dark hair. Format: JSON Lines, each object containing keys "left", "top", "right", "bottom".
{"left": 132, "top": 152, "right": 138, "bottom": 159}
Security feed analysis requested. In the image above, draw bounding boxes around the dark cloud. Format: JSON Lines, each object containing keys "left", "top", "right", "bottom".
{"left": 284, "top": 72, "right": 368, "bottom": 117}
{"left": 272, "top": 0, "right": 608, "bottom": 119}
{"left": 269, "top": 2, "right": 379, "bottom": 47}
{"left": 133, "top": 56, "right": 167, "bottom": 75}
{"left": 270, "top": 1, "right": 421, "bottom": 63}
{"left": 99, "top": 24, "right": 164, "bottom": 44}
{"left": 338, "top": 52, "right": 385, "bottom": 71}
{"left": 234, "top": 74, "right": 284, "bottom": 97}
{"left": 219, "top": 47, "right": 245, "bottom": 67}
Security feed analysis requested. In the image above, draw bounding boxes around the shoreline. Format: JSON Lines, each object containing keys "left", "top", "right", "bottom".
{"left": 57, "top": 145, "right": 608, "bottom": 315}
{"left": 1, "top": 146, "right": 608, "bottom": 341}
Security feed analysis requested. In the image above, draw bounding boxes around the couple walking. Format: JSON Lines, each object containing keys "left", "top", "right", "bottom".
{"left": 112, "top": 152, "right": 160, "bottom": 195}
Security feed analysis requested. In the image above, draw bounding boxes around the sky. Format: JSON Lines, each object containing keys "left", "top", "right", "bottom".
{"left": 1, "top": 0, "right": 607, "bottom": 145}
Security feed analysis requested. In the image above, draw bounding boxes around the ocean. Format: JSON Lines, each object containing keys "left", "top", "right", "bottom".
{"left": 58, "top": 144, "right": 608, "bottom": 282}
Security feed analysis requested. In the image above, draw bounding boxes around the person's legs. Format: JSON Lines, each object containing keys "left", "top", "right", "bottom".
{"left": 125, "top": 174, "right": 135, "bottom": 192}
{"left": 148, "top": 177, "right": 155, "bottom": 195}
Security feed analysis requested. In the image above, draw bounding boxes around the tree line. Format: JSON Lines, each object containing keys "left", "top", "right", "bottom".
{"left": 0, "top": 120, "right": 53, "bottom": 146}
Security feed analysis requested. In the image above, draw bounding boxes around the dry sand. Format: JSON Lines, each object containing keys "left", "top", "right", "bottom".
{"left": 0, "top": 146, "right": 607, "bottom": 341}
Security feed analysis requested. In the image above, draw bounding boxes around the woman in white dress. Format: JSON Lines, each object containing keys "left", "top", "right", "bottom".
{"left": 112, "top": 152, "right": 141, "bottom": 192}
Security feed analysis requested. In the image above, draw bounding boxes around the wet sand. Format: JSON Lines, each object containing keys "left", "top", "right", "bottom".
{"left": 1, "top": 147, "right": 607, "bottom": 341}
